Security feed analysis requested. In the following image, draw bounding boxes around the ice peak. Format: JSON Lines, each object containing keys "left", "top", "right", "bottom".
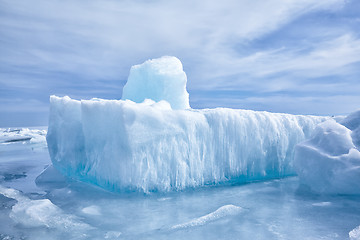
{"left": 121, "top": 56, "right": 190, "bottom": 110}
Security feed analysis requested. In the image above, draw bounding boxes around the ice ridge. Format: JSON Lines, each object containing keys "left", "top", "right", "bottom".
{"left": 171, "top": 204, "right": 243, "bottom": 229}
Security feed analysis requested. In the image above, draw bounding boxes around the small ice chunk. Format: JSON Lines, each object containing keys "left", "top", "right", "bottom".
{"left": 0, "top": 186, "right": 91, "bottom": 230}
{"left": 171, "top": 204, "right": 243, "bottom": 229}
{"left": 122, "top": 56, "right": 190, "bottom": 110}
{"left": 350, "top": 225, "right": 360, "bottom": 240}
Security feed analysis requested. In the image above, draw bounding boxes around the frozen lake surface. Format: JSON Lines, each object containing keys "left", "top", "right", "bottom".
{"left": 1, "top": 128, "right": 360, "bottom": 240}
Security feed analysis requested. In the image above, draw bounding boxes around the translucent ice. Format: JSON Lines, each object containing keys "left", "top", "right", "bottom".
{"left": 46, "top": 56, "right": 329, "bottom": 192}
{"left": 294, "top": 110, "right": 360, "bottom": 194}
{"left": 46, "top": 95, "right": 326, "bottom": 192}
{"left": 122, "top": 56, "right": 190, "bottom": 110}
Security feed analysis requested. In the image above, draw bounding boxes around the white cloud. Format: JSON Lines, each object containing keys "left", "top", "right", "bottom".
{"left": 2, "top": 0, "right": 360, "bottom": 124}
{"left": 259, "top": 34, "right": 360, "bottom": 77}
{"left": 0, "top": 0, "right": 346, "bottom": 80}
{"left": 193, "top": 34, "right": 360, "bottom": 92}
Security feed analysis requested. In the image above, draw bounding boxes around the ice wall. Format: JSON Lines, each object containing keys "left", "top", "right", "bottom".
{"left": 122, "top": 56, "right": 190, "bottom": 110}
{"left": 294, "top": 110, "right": 360, "bottom": 194}
{"left": 47, "top": 96, "right": 327, "bottom": 192}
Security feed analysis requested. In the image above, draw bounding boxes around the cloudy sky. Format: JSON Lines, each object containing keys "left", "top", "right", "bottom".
{"left": 1, "top": 0, "right": 359, "bottom": 127}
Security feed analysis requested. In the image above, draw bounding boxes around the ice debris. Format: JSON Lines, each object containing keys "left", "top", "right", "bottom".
{"left": 294, "top": 109, "right": 360, "bottom": 194}
{"left": 0, "top": 186, "right": 91, "bottom": 230}
{"left": 350, "top": 225, "right": 360, "bottom": 240}
{"left": 0, "top": 128, "right": 47, "bottom": 146}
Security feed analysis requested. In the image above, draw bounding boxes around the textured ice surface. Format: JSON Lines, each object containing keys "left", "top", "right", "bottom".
{"left": 294, "top": 110, "right": 360, "bottom": 194}
{"left": 341, "top": 110, "right": 360, "bottom": 149}
{"left": 1, "top": 137, "right": 360, "bottom": 239}
{"left": 47, "top": 95, "right": 327, "bottom": 192}
{"left": 122, "top": 56, "right": 190, "bottom": 110}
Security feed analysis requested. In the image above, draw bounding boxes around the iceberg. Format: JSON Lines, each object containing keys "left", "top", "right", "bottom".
{"left": 294, "top": 110, "right": 360, "bottom": 194}
{"left": 46, "top": 56, "right": 328, "bottom": 192}
{"left": 47, "top": 96, "right": 326, "bottom": 192}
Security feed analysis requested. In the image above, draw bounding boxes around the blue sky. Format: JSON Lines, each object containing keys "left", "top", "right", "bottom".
{"left": 1, "top": 0, "right": 360, "bottom": 127}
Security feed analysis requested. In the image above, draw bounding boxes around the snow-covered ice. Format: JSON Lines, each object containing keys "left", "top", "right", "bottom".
{"left": 294, "top": 109, "right": 360, "bottom": 194}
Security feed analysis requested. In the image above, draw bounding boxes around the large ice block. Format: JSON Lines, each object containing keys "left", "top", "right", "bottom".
{"left": 47, "top": 96, "right": 327, "bottom": 192}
